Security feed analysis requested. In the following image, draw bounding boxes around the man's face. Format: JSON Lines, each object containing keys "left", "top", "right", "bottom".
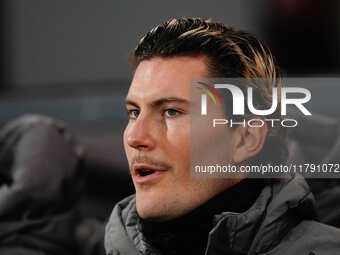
{"left": 124, "top": 56, "right": 237, "bottom": 221}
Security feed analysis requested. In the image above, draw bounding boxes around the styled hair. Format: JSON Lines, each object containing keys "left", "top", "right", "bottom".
{"left": 129, "top": 17, "right": 287, "bottom": 165}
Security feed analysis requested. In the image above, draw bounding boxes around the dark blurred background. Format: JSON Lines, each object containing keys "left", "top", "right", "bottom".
{"left": 1, "top": 0, "right": 340, "bottom": 220}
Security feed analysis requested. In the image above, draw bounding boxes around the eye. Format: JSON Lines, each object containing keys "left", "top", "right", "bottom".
{"left": 164, "top": 108, "right": 181, "bottom": 117}
{"left": 127, "top": 109, "right": 140, "bottom": 119}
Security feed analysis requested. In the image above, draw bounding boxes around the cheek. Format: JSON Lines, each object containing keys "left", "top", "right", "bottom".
{"left": 165, "top": 119, "right": 190, "bottom": 172}
{"left": 123, "top": 125, "right": 132, "bottom": 160}
{"left": 166, "top": 119, "right": 190, "bottom": 149}
{"left": 123, "top": 125, "right": 129, "bottom": 145}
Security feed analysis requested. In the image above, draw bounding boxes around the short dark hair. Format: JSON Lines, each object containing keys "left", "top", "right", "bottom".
{"left": 129, "top": 17, "right": 288, "bottom": 165}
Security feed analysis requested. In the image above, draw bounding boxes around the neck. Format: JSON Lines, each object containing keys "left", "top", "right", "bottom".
{"left": 138, "top": 178, "right": 266, "bottom": 255}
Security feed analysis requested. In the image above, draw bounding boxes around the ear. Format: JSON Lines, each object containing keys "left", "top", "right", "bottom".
{"left": 231, "top": 118, "right": 268, "bottom": 164}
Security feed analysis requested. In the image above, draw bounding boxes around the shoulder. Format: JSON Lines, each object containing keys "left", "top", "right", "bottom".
{"left": 108, "top": 194, "right": 136, "bottom": 222}
{"left": 266, "top": 220, "right": 340, "bottom": 255}
{"left": 104, "top": 194, "right": 139, "bottom": 255}
{"left": 105, "top": 193, "right": 136, "bottom": 238}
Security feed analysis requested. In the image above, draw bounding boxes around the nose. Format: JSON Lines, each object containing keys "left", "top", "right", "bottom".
{"left": 126, "top": 114, "right": 156, "bottom": 151}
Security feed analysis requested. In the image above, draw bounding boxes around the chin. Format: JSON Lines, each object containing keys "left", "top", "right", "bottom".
{"left": 135, "top": 191, "right": 174, "bottom": 221}
{"left": 136, "top": 201, "right": 164, "bottom": 221}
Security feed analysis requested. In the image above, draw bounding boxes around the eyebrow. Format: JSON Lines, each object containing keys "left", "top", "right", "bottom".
{"left": 125, "top": 97, "right": 189, "bottom": 108}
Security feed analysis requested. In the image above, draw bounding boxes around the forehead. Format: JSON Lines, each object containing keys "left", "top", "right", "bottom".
{"left": 127, "top": 56, "right": 209, "bottom": 101}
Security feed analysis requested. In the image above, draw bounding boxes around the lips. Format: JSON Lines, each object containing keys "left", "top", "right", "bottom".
{"left": 136, "top": 168, "right": 154, "bottom": 176}
{"left": 133, "top": 164, "right": 167, "bottom": 184}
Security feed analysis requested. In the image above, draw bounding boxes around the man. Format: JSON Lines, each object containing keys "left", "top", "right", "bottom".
{"left": 105, "top": 17, "right": 340, "bottom": 255}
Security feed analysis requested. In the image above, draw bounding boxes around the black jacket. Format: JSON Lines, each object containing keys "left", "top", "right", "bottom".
{"left": 105, "top": 174, "right": 340, "bottom": 255}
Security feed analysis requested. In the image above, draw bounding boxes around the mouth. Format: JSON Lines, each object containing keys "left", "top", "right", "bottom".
{"left": 133, "top": 164, "right": 168, "bottom": 184}
{"left": 137, "top": 168, "right": 156, "bottom": 176}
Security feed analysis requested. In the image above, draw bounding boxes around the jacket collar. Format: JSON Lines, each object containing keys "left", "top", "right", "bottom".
{"left": 105, "top": 174, "right": 317, "bottom": 255}
{"left": 206, "top": 174, "right": 317, "bottom": 255}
